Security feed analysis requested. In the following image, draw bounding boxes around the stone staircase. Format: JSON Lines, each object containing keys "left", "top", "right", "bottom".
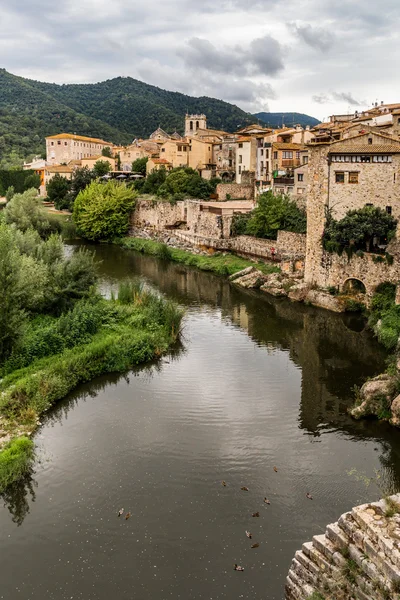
{"left": 285, "top": 494, "right": 400, "bottom": 600}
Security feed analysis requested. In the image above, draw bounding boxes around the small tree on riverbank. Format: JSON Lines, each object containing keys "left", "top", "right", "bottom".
{"left": 244, "top": 191, "right": 306, "bottom": 239}
{"left": 73, "top": 180, "right": 137, "bottom": 241}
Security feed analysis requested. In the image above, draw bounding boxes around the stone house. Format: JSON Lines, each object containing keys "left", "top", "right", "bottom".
{"left": 46, "top": 133, "right": 112, "bottom": 164}
{"left": 146, "top": 158, "right": 173, "bottom": 174}
{"left": 118, "top": 140, "right": 160, "bottom": 172}
{"left": 304, "top": 131, "right": 400, "bottom": 294}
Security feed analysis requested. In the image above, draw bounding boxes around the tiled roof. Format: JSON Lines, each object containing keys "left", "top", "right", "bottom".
{"left": 46, "top": 165, "right": 74, "bottom": 173}
{"left": 46, "top": 133, "right": 112, "bottom": 144}
{"left": 329, "top": 144, "right": 400, "bottom": 154}
{"left": 151, "top": 158, "right": 172, "bottom": 164}
{"left": 273, "top": 142, "right": 305, "bottom": 150}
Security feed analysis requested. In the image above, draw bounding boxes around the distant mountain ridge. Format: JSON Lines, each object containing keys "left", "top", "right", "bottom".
{"left": 254, "top": 112, "right": 320, "bottom": 129}
{"left": 0, "top": 69, "right": 320, "bottom": 164}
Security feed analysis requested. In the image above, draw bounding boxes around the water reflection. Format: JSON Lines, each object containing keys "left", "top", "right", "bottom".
{"left": 1, "top": 473, "right": 37, "bottom": 526}
{"left": 2, "top": 243, "right": 399, "bottom": 600}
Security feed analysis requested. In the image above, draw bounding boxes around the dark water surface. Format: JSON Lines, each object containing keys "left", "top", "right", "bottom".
{"left": 2, "top": 244, "right": 400, "bottom": 600}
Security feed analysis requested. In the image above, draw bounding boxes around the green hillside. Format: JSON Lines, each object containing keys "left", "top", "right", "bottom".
{"left": 254, "top": 112, "right": 320, "bottom": 129}
{"left": 0, "top": 70, "right": 253, "bottom": 166}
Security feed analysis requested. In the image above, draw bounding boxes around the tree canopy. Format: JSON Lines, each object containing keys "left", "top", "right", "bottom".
{"left": 244, "top": 191, "right": 307, "bottom": 239}
{"left": 323, "top": 206, "right": 397, "bottom": 253}
{"left": 73, "top": 180, "right": 137, "bottom": 241}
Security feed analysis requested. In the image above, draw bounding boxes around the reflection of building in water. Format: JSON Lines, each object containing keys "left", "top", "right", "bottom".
{"left": 231, "top": 304, "right": 249, "bottom": 330}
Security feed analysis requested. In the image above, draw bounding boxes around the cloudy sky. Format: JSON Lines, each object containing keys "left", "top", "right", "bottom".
{"left": 2, "top": 0, "right": 400, "bottom": 120}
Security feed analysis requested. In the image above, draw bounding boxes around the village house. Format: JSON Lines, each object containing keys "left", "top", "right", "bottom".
{"left": 304, "top": 130, "right": 400, "bottom": 292}
{"left": 46, "top": 133, "right": 113, "bottom": 164}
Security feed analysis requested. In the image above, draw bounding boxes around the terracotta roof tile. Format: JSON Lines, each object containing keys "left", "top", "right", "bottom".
{"left": 329, "top": 144, "right": 400, "bottom": 154}
{"left": 46, "top": 133, "right": 112, "bottom": 144}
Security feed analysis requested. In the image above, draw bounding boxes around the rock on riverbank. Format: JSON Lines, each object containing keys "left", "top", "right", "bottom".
{"left": 230, "top": 268, "right": 349, "bottom": 312}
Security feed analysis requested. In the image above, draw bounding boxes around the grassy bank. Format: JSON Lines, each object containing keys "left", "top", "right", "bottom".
{"left": 0, "top": 288, "right": 183, "bottom": 492}
{"left": 117, "top": 237, "right": 280, "bottom": 277}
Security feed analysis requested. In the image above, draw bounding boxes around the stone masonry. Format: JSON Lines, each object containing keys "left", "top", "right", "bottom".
{"left": 286, "top": 494, "right": 400, "bottom": 600}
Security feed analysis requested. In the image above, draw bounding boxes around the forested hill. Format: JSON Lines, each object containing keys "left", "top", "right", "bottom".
{"left": 254, "top": 112, "right": 320, "bottom": 129}
{"left": 0, "top": 69, "right": 253, "bottom": 166}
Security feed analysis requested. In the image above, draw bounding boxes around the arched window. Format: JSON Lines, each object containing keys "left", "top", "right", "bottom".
{"left": 196, "top": 121, "right": 199, "bottom": 129}
{"left": 190, "top": 121, "right": 193, "bottom": 130}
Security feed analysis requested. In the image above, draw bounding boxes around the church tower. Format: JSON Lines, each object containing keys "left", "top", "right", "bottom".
{"left": 185, "top": 114, "right": 207, "bottom": 137}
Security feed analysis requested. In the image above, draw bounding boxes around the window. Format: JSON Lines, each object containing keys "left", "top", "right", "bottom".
{"left": 238, "top": 143, "right": 243, "bottom": 148}
{"left": 297, "top": 187, "right": 305, "bottom": 194}
{"left": 51, "top": 141, "right": 54, "bottom": 146}
{"left": 229, "top": 159, "right": 232, "bottom": 167}
{"left": 265, "top": 150, "right": 269, "bottom": 158}
{"left": 260, "top": 149, "right": 264, "bottom": 156}
{"left": 296, "top": 151, "right": 300, "bottom": 159}
{"left": 386, "top": 206, "right": 392, "bottom": 215}
{"left": 57, "top": 141, "right": 61, "bottom": 145}
{"left": 303, "top": 156, "right": 308, "bottom": 164}
{"left": 349, "top": 172, "right": 359, "bottom": 184}
{"left": 298, "top": 173, "right": 304, "bottom": 182}
{"left": 64, "top": 142, "right": 68, "bottom": 146}
{"left": 335, "top": 172, "right": 345, "bottom": 183}
{"left": 238, "top": 166, "right": 242, "bottom": 174}
{"left": 365, "top": 203, "right": 373, "bottom": 207}
{"left": 190, "top": 121, "right": 193, "bottom": 130}
{"left": 260, "top": 161, "right": 264, "bottom": 171}
{"left": 282, "top": 151, "right": 293, "bottom": 159}
{"left": 178, "top": 145, "right": 182, "bottom": 151}
{"left": 368, "top": 138, "right": 373, "bottom": 145}
{"left": 273, "top": 151, "right": 278, "bottom": 159}
{"left": 161, "top": 148, "right": 165, "bottom": 152}
{"left": 239, "top": 155, "right": 243, "bottom": 164}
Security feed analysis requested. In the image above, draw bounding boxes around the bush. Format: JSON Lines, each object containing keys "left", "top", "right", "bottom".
{"left": 24, "top": 174, "right": 41, "bottom": 191}
{"left": 73, "top": 180, "right": 136, "bottom": 241}
{"left": 323, "top": 206, "right": 397, "bottom": 253}
{"left": 5, "top": 186, "right": 15, "bottom": 202}
{"left": 245, "top": 191, "right": 306, "bottom": 239}
{"left": 3, "top": 189, "right": 54, "bottom": 237}
{"left": 93, "top": 160, "right": 111, "bottom": 177}
{"left": 131, "top": 157, "right": 148, "bottom": 176}
{"left": 0, "top": 437, "right": 34, "bottom": 492}
{"left": 231, "top": 213, "right": 251, "bottom": 236}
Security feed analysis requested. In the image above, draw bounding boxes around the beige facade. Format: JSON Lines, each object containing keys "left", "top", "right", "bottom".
{"left": 44, "top": 164, "right": 74, "bottom": 187}
{"left": 236, "top": 137, "right": 257, "bottom": 183}
{"left": 81, "top": 155, "right": 116, "bottom": 170}
{"left": 185, "top": 114, "right": 207, "bottom": 137}
{"left": 46, "top": 133, "right": 112, "bottom": 164}
{"left": 146, "top": 157, "right": 173, "bottom": 174}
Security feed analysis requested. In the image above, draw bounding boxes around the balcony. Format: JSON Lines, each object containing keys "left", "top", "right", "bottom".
{"left": 273, "top": 177, "right": 294, "bottom": 185}
{"left": 281, "top": 159, "right": 301, "bottom": 168}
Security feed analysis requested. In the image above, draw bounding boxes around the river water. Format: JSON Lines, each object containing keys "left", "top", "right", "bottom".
{"left": 2, "top": 244, "right": 400, "bottom": 600}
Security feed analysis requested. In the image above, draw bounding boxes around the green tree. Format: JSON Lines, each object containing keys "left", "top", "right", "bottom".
{"left": 93, "top": 160, "right": 111, "bottom": 177}
{"left": 4, "top": 189, "right": 53, "bottom": 237}
{"left": 73, "top": 180, "right": 136, "bottom": 241}
{"left": 131, "top": 157, "right": 148, "bottom": 176}
{"left": 46, "top": 174, "right": 71, "bottom": 209}
{"left": 102, "top": 146, "right": 113, "bottom": 158}
{"left": 246, "top": 191, "right": 307, "bottom": 239}
{"left": 5, "top": 186, "right": 15, "bottom": 202}
{"left": 323, "top": 206, "right": 397, "bottom": 252}
{"left": 0, "top": 224, "right": 26, "bottom": 360}
{"left": 24, "top": 173, "right": 41, "bottom": 191}
{"left": 64, "top": 167, "right": 96, "bottom": 211}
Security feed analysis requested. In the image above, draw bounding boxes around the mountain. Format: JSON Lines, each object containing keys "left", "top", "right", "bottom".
{"left": 254, "top": 112, "right": 320, "bottom": 129}
{"left": 0, "top": 69, "right": 254, "bottom": 165}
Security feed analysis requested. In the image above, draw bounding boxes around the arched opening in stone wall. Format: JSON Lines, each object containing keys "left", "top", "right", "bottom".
{"left": 343, "top": 278, "right": 367, "bottom": 295}
{"left": 221, "top": 171, "right": 235, "bottom": 182}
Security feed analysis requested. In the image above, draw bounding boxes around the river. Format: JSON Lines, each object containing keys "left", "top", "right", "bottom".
{"left": 2, "top": 244, "right": 400, "bottom": 600}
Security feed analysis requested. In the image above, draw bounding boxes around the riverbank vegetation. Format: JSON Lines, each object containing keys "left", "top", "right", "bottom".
{"left": 0, "top": 192, "right": 183, "bottom": 492}
{"left": 230, "top": 191, "right": 307, "bottom": 239}
{"left": 117, "top": 236, "right": 280, "bottom": 277}
{"left": 73, "top": 180, "right": 137, "bottom": 241}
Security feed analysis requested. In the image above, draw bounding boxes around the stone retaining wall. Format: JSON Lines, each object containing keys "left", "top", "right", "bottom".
{"left": 305, "top": 250, "right": 400, "bottom": 298}
{"left": 286, "top": 494, "right": 400, "bottom": 600}
{"left": 216, "top": 182, "right": 254, "bottom": 201}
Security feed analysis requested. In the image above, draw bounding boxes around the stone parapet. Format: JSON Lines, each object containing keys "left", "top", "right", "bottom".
{"left": 286, "top": 494, "right": 400, "bottom": 600}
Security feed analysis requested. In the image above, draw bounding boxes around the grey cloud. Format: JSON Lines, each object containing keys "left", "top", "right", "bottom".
{"left": 180, "top": 35, "right": 284, "bottom": 77}
{"left": 312, "top": 92, "right": 365, "bottom": 107}
{"left": 331, "top": 92, "right": 364, "bottom": 106}
{"left": 312, "top": 94, "right": 330, "bottom": 105}
{"left": 290, "top": 22, "right": 335, "bottom": 51}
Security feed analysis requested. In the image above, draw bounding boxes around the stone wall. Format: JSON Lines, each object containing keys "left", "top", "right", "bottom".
{"left": 131, "top": 199, "right": 185, "bottom": 229}
{"left": 286, "top": 494, "right": 400, "bottom": 600}
{"left": 216, "top": 182, "right": 254, "bottom": 201}
{"left": 305, "top": 250, "right": 400, "bottom": 298}
{"left": 171, "top": 231, "right": 306, "bottom": 261}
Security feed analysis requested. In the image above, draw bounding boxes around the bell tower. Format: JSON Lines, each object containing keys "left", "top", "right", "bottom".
{"left": 185, "top": 114, "right": 207, "bottom": 137}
